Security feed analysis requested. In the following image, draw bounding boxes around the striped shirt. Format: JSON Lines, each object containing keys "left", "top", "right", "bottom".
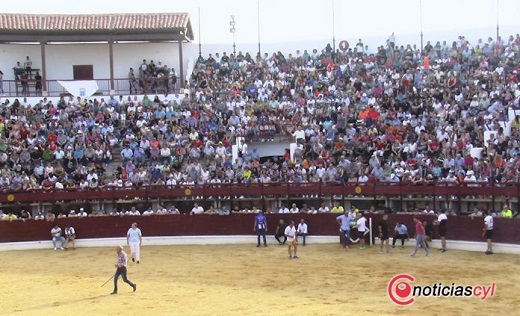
{"left": 117, "top": 250, "right": 128, "bottom": 268}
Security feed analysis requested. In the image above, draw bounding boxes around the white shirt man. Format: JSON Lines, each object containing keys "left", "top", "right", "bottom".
{"left": 51, "top": 225, "right": 65, "bottom": 251}
{"left": 289, "top": 204, "right": 299, "bottom": 213}
{"left": 315, "top": 203, "right": 328, "bottom": 213}
{"left": 277, "top": 206, "right": 289, "bottom": 214}
{"left": 191, "top": 203, "right": 204, "bottom": 215}
{"left": 297, "top": 219, "right": 308, "bottom": 246}
{"left": 127, "top": 223, "right": 142, "bottom": 263}
{"left": 78, "top": 208, "right": 87, "bottom": 217}
{"left": 284, "top": 223, "right": 298, "bottom": 243}
{"left": 293, "top": 127, "right": 305, "bottom": 142}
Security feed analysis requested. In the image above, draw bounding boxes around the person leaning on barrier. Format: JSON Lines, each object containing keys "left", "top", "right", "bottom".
{"left": 501, "top": 204, "right": 513, "bottom": 219}
{"left": 65, "top": 225, "right": 76, "bottom": 250}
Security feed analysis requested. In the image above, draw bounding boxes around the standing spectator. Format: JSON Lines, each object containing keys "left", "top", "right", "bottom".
{"left": 23, "top": 56, "right": 32, "bottom": 71}
{"left": 126, "top": 222, "right": 142, "bottom": 264}
{"left": 284, "top": 220, "right": 298, "bottom": 259}
{"left": 436, "top": 210, "right": 448, "bottom": 252}
{"left": 254, "top": 210, "right": 267, "bottom": 247}
{"left": 410, "top": 217, "right": 429, "bottom": 257}
{"left": 51, "top": 224, "right": 65, "bottom": 251}
{"left": 356, "top": 213, "right": 368, "bottom": 250}
{"left": 336, "top": 210, "right": 351, "bottom": 249}
{"left": 128, "top": 68, "right": 138, "bottom": 94}
{"left": 378, "top": 214, "right": 391, "bottom": 253}
{"left": 297, "top": 218, "right": 308, "bottom": 246}
{"left": 483, "top": 211, "right": 494, "bottom": 255}
{"left": 34, "top": 71, "right": 42, "bottom": 95}
{"left": 423, "top": 220, "right": 434, "bottom": 249}
{"left": 0, "top": 70, "right": 4, "bottom": 95}
{"left": 392, "top": 222, "right": 408, "bottom": 248}
{"left": 65, "top": 225, "right": 76, "bottom": 250}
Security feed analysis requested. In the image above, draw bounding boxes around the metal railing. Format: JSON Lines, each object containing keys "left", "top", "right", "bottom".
{"left": 0, "top": 78, "right": 183, "bottom": 97}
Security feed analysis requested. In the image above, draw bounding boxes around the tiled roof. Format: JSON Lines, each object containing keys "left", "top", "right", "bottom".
{"left": 0, "top": 13, "right": 190, "bottom": 32}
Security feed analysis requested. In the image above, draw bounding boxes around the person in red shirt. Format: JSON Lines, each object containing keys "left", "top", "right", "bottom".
{"left": 410, "top": 216, "right": 430, "bottom": 257}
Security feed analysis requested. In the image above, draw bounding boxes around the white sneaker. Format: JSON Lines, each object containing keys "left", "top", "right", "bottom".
{"left": 54, "top": 247, "right": 57, "bottom": 251}
{"left": 60, "top": 247, "right": 65, "bottom": 250}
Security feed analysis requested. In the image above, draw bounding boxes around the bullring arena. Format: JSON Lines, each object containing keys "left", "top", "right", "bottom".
{"left": 1, "top": 3, "right": 520, "bottom": 316}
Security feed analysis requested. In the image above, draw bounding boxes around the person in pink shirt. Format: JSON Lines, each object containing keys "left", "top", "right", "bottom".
{"left": 410, "top": 216, "right": 429, "bottom": 257}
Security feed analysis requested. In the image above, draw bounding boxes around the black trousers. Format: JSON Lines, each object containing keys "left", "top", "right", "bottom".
{"left": 392, "top": 234, "right": 407, "bottom": 246}
{"left": 114, "top": 267, "right": 135, "bottom": 292}
{"left": 257, "top": 228, "right": 267, "bottom": 246}
{"left": 275, "top": 234, "right": 287, "bottom": 244}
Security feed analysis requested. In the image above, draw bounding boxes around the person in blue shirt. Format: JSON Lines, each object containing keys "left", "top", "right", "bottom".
{"left": 392, "top": 222, "right": 409, "bottom": 248}
{"left": 336, "top": 210, "right": 351, "bottom": 249}
{"left": 254, "top": 210, "right": 268, "bottom": 247}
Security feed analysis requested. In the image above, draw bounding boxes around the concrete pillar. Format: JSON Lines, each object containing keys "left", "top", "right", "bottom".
{"left": 109, "top": 40, "right": 115, "bottom": 93}
{"left": 40, "top": 41, "right": 47, "bottom": 95}
{"left": 178, "top": 40, "right": 184, "bottom": 89}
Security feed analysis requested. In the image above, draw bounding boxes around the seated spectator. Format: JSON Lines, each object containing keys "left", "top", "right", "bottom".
{"left": 318, "top": 203, "right": 330, "bottom": 213}
{"left": 278, "top": 206, "right": 289, "bottom": 214}
{"left": 20, "top": 209, "right": 32, "bottom": 221}
{"left": 190, "top": 203, "right": 204, "bottom": 215}
{"left": 34, "top": 211, "right": 45, "bottom": 220}
{"left": 78, "top": 208, "right": 88, "bottom": 217}
{"left": 51, "top": 224, "right": 65, "bottom": 251}
{"left": 142, "top": 207, "right": 155, "bottom": 216}
{"left": 1, "top": 211, "right": 17, "bottom": 221}
{"left": 218, "top": 205, "right": 230, "bottom": 216}
{"left": 168, "top": 206, "right": 180, "bottom": 214}
{"left": 501, "top": 204, "right": 513, "bottom": 218}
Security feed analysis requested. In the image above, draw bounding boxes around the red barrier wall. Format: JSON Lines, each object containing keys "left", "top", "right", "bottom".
{"left": 0, "top": 214, "right": 518, "bottom": 244}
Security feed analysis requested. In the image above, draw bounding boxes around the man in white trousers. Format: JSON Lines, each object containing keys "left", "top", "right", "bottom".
{"left": 127, "top": 222, "right": 142, "bottom": 264}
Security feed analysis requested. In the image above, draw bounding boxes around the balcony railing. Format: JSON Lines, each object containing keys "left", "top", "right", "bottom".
{"left": 0, "top": 181, "right": 518, "bottom": 205}
{"left": 0, "top": 78, "right": 181, "bottom": 97}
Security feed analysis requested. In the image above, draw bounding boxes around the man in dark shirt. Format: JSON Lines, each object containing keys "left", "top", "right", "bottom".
{"left": 378, "top": 214, "right": 390, "bottom": 253}
{"left": 423, "top": 220, "right": 434, "bottom": 249}
{"left": 274, "top": 219, "right": 288, "bottom": 244}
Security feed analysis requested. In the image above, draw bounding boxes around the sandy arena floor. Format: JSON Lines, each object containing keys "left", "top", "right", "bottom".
{"left": 2, "top": 242, "right": 519, "bottom": 316}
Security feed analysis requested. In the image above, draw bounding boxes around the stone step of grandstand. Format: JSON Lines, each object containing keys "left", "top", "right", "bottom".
{"left": 105, "top": 153, "right": 122, "bottom": 176}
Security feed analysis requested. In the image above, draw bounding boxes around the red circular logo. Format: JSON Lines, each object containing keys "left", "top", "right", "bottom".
{"left": 387, "top": 274, "right": 415, "bottom": 306}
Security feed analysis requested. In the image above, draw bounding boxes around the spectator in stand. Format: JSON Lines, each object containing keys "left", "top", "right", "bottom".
{"left": 190, "top": 203, "right": 204, "bottom": 215}
{"left": 501, "top": 204, "right": 513, "bottom": 218}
